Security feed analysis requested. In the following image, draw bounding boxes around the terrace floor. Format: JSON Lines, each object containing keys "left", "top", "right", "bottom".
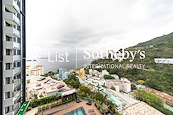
{"left": 41, "top": 101, "right": 102, "bottom": 115}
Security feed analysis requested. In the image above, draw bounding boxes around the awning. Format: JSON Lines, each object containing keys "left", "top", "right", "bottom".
{"left": 17, "top": 101, "right": 30, "bottom": 115}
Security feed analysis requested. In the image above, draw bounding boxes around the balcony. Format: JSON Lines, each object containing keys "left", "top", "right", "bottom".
{"left": 3, "top": 67, "right": 21, "bottom": 77}
{"left": 14, "top": 80, "right": 21, "bottom": 90}
{"left": 4, "top": 84, "right": 14, "bottom": 92}
{"left": 3, "top": 41, "right": 20, "bottom": 49}
{"left": 4, "top": 97, "right": 15, "bottom": 108}
{"left": 13, "top": 102, "right": 20, "bottom": 115}
{"left": 14, "top": 91, "right": 21, "bottom": 103}
{"left": 4, "top": 0, "right": 20, "bottom": 13}
{"left": 5, "top": 111, "right": 15, "bottom": 115}
{"left": 3, "top": 26, "right": 20, "bottom": 37}
{"left": 4, "top": 55, "right": 21, "bottom": 62}
{"left": 4, "top": 12, "right": 20, "bottom": 26}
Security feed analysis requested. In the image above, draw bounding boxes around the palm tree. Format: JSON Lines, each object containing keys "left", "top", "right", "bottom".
{"left": 96, "top": 84, "right": 103, "bottom": 93}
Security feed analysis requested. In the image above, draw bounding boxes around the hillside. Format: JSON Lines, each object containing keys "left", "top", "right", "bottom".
{"left": 129, "top": 32, "right": 173, "bottom": 58}
{"left": 91, "top": 32, "right": 173, "bottom": 95}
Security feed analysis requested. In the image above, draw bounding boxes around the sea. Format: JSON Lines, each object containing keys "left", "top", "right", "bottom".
{"left": 26, "top": 54, "right": 93, "bottom": 73}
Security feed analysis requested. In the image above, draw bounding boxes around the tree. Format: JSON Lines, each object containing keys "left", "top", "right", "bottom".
{"left": 79, "top": 85, "right": 91, "bottom": 95}
{"left": 134, "top": 90, "right": 173, "bottom": 115}
{"left": 63, "top": 73, "right": 81, "bottom": 89}
{"left": 104, "top": 75, "right": 115, "bottom": 79}
{"left": 137, "top": 80, "right": 145, "bottom": 85}
{"left": 96, "top": 85, "right": 103, "bottom": 93}
{"left": 111, "top": 86, "right": 115, "bottom": 90}
{"left": 134, "top": 90, "right": 163, "bottom": 108}
{"left": 131, "top": 84, "right": 137, "bottom": 90}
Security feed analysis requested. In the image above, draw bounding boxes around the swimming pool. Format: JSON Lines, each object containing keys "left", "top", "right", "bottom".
{"left": 64, "top": 107, "right": 87, "bottom": 115}
{"left": 101, "top": 87, "right": 123, "bottom": 106}
{"left": 84, "top": 82, "right": 123, "bottom": 106}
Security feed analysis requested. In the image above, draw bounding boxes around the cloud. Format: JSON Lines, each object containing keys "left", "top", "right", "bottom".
{"left": 26, "top": 0, "right": 173, "bottom": 56}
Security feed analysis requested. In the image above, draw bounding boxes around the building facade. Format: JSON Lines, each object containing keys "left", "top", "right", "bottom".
{"left": 58, "top": 68, "right": 70, "bottom": 80}
{"left": 0, "top": 0, "right": 26, "bottom": 115}
{"left": 26, "top": 65, "right": 44, "bottom": 76}
{"left": 154, "top": 58, "right": 173, "bottom": 64}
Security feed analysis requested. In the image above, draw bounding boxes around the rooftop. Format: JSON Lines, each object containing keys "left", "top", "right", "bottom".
{"left": 123, "top": 102, "right": 164, "bottom": 115}
{"left": 108, "top": 89, "right": 139, "bottom": 107}
{"left": 42, "top": 101, "right": 101, "bottom": 115}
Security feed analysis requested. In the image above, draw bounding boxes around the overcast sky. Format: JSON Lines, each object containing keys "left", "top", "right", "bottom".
{"left": 26, "top": 0, "right": 173, "bottom": 58}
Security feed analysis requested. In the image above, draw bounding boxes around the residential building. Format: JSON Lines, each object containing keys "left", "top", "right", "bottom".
{"left": 101, "top": 70, "right": 109, "bottom": 77}
{"left": 0, "top": 0, "right": 26, "bottom": 115}
{"left": 26, "top": 76, "right": 71, "bottom": 100}
{"left": 105, "top": 80, "right": 114, "bottom": 88}
{"left": 111, "top": 74, "right": 119, "bottom": 80}
{"left": 122, "top": 83, "right": 131, "bottom": 93}
{"left": 58, "top": 68, "right": 70, "bottom": 80}
{"left": 58, "top": 68, "right": 64, "bottom": 79}
{"left": 148, "top": 88, "right": 173, "bottom": 106}
{"left": 76, "top": 68, "right": 85, "bottom": 79}
{"left": 26, "top": 65, "right": 44, "bottom": 76}
{"left": 154, "top": 58, "right": 173, "bottom": 64}
{"left": 123, "top": 102, "right": 164, "bottom": 115}
{"left": 105, "top": 78, "right": 131, "bottom": 93}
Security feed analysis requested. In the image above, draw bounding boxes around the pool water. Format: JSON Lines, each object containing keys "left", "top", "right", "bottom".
{"left": 64, "top": 107, "right": 87, "bottom": 115}
{"left": 95, "top": 85, "right": 123, "bottom": 106}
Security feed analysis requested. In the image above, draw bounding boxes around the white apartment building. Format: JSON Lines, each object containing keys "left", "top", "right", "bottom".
{"left": 105, "top": 79, "right": 131, "bottom": 93}
{"left": 154, "top": 58, "right": 173, "bottom": 64}
{"left": 0, "top": 0, "right": 26, "bottom": 115}
{"left": 26, "top": 65, "right": 44, "bottom": 76}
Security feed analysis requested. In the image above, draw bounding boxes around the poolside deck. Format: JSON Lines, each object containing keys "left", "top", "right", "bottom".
{"left": 41, "top": 101, "right": 102, "bottom": 115}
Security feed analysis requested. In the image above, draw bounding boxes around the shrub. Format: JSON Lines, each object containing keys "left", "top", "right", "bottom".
{"left": 111, "top": 86, "right": 115, "bottom": 90}
{"left": 29, "top": 95, "right": 56, "bottom": 108}
{"left": 104, "top": 75, "right": 115, "bottom": 79}
{"left": 27, "top": 107, "right": 32, "bottom": 111}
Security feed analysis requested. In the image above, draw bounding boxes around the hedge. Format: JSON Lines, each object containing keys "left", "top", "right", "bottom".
{"left": 29, "top": 95, "right": 56, "bottom": 108}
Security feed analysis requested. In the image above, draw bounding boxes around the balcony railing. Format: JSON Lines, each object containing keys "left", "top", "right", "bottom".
{"left": 4, "top": 0, "right": 20, "bottom": 13}
{"left": 3, "top": 41, "right": 20, "bottom": 49}
{"left": 3, "top": 26, "right": 20, "bottom": 37}
{"left": 4, "top": 12, "right": 20, "bottom": 26}
{"left": 4, "top": 55, "right": 21, "bottom": 63}
{"left": 4, "top": 67, "right": 21, "bottom": 77}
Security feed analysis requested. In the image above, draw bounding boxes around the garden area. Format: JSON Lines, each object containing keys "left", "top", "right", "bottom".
{"left": 27, "top": 93, "right": 77, "bottom": 115}
{"left": 78, "top": 85, "right": 120, "bottom": 115}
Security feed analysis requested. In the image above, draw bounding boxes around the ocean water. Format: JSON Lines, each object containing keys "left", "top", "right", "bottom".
{"left": 26, "top": 55, "right": 93, "bottom": 73}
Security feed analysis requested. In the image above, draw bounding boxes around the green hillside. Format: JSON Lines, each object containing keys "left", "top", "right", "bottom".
{"left": 91, "top": 32, "right": 173, "bottom": 96}
{"left": 129, "top": 32, "right": 173, "bottom": 58}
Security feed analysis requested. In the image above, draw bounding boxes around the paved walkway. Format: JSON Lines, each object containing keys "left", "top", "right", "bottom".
{"left": 42, "top": 101, "right": 101, "bottom": 115}
{"left": 25, "top": 107, "right": 38, "bottom": 115}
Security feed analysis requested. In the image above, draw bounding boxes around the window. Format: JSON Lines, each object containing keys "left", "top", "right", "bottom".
{"left": 5, "top": 92, "right": 10, "bottom": 99}
{"left": 6, "top": 36, "right": 11, "bottom": 41}
{"left": 14, "top": 49, "right": 17, "bottom": 55}
{"left": 17, "top": 50, "right": 21, "bottom": 55}
{"left": 14, "top": 62, "right": 21, "bottom": 68}
{"left": 5, "top": 22, "right": 12, "bottom": 27}
{"left": 14, "top": 62, "right": 16, "bottom": 68}
{"left": 6, "top": 49, "right": 11, "bottom": 55}
{"left": 5, "top": 7, "right": 10, "bottom": 12}
{"left": 17, "top": 13, "right": 20, "bottom": 19}
{"left": 17, "top": 62, "right": 21, "bottom": 67}
{"left": 5, "top": 106, "right": 10, "bottom": 114}
{"left": 13, "top": 37, "right": 17, "bottom": 42}
{"left": 5, "top": 63, "right": 11, "bottom": 70}
{"left": 14, "top": 74, "right": 21, "bottom": 79}
{"left": 6, "top": 77, "right": 11, "bottom": 84}
{"left": 17, "top": 26, "right": 20, "bottom": 31}
{"left": 17, "top": 37, "right": 21, "bottom": 43}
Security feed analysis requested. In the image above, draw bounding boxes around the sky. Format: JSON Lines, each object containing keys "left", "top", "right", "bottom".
{"left": 26, "top": 0, "right": 173, "bottom": 58}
